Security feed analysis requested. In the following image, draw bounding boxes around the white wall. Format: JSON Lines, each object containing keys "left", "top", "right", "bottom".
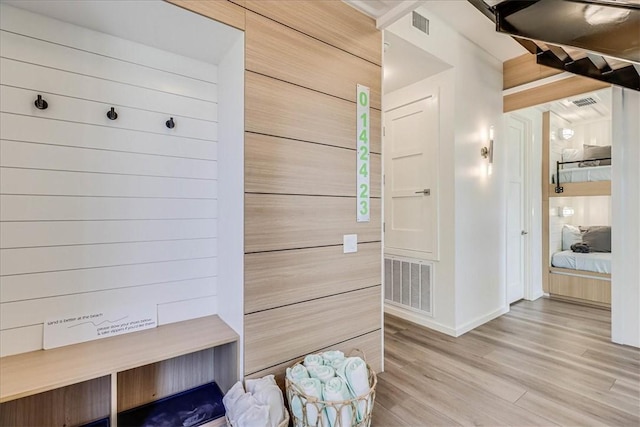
{"left": 0, "top": 4, "right": 243, "bottom": 356}
{"left": 385, "top": 6, "right": 507, "bottom": 335}
{"left": 612, "top": 87, "right": 640, "bottom": 348}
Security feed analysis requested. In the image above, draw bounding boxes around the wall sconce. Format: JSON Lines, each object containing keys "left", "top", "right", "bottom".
{"left": 558, "top": 206, "right": 575, "bottom": 217}
{"left": 558, "top": 127, "right": 574, "bottom": 140}
{"left": 481, "top": 126, "right": 494, "bottom": 174}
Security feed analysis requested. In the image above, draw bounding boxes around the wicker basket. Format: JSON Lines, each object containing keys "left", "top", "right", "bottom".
{"left": 226, "top": 408, "right": 289, "bottom": 427}
{"left": 285, "top": 351, "right": 377, "bottom": 427}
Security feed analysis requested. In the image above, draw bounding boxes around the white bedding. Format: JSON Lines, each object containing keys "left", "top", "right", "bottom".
{"left": 557, "top": 165, "right": 611, "bottom": 183}
{"left": 551, "top": 250, "right": 611, "bottom": 274}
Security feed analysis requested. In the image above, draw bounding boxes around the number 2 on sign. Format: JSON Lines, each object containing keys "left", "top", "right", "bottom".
{"left": 356, "top": 85, "right": 370, "bottom": 222}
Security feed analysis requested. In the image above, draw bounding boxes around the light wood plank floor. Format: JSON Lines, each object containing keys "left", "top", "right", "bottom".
{"left": 372, "top": 298, "right": 640, "bottom": 426}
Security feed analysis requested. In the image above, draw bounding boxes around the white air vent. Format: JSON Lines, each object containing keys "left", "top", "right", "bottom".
{"left": 412, "top": 11, "right": 429, "bottom": 34}
{"left": 384, "top": 256, "right": 433, "bottom": 316}
{"left": 572, "top": 97, "right": 597, "bottom": 107}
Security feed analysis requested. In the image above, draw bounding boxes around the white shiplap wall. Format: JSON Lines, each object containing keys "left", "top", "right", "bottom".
{"left": 0, "top": 5, "right": 220, "bottom": 356}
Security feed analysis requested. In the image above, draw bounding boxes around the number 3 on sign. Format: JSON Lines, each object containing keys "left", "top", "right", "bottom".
{"left": 356, "top": 84, "right": 370, "bottom": 222}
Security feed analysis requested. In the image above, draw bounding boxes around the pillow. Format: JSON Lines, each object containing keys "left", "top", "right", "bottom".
{"left": 562, "top": 148, "right": 582, "bottom": 169}
{"left": 581, "top": 226, "right": 611, "bottom": 252}
{"left": 583, "top": 144, "right": 611, "bottom": 166}
{"left": 562, "top": 224, "right": 583, "bottom": 251}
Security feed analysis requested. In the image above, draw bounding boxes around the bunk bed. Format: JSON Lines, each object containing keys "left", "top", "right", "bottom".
{"left": 542, "top": 111, "right": 612, "bottom": 308}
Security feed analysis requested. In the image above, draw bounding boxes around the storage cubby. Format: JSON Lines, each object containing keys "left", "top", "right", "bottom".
{"left": 0, "top": 315, "right": 238, "bottom": 426}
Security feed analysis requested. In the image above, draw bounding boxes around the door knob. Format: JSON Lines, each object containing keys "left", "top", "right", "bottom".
{"left": 415, "top": 189, "right": 431, "bottom": 195}
{"left": 521, "top": 230, "right": 528, "bottom": 235}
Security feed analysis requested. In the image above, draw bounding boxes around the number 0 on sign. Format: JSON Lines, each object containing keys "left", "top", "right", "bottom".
{"left": 357, "top": 84, "right": 370, "bottom": 222}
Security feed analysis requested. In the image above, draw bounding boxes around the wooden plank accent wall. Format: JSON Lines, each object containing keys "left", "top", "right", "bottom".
{"left": 174, "top": 1, "right": 383, "bottom": 378}
{"left": 503, "top": 53, "right": 563, "bottom": 90}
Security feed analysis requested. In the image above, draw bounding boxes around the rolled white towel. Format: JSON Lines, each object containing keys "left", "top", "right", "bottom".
{"left": 253, "top": 384, "right": 285, "bottom": 427}
{"left": 322, "top": 377, "right": 354, "bottom": 427}
{"left": 291, "top": 377, "right": 327, "bottom": 427}
{"left": 223, "top": 381, "right": 246, "bottom": 420}
{"left": 307, "top": 365, "right": 336, "bottom": 384}
{"left": 246, "top": 374, "right": 277, "bottom": 394}
{"left": 330, "top": 358, "right": 346, "bottom": 371}
{"left": 336, "top": 357, "right": 370, "bottom": 421}
{"left": 321, "top": 350, "right": 345, "bottom": 366}
{"left": 303, "top": 354, "right": 324, "bottom": 368}
{"left": 286, "top": 364, "right": 310, "bottom": 383}
{"left": 235, "top": 404, "right": 270, "bottom": 427}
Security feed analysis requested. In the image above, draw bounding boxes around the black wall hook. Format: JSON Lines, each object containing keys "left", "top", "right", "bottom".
{"left": 166, "top": 117, "right": 175, "bottom": 129}
{"left": 34, "top": 94, "right": 48, "bottom": 110}
{"left": 106, "top": 107, "right": 118, "bottom": 120}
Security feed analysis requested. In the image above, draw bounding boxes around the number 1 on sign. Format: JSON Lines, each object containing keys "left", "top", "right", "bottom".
{"left": 356, "top": 84, "right": 370, "bottom": 222}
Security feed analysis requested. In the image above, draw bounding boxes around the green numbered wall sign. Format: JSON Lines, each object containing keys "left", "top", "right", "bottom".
{"left": 356, "top": 84, "right": 370, "bottom": 222}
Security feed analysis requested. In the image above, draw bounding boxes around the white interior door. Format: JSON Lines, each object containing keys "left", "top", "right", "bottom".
{"left": 384, "top": 95, "right": 439, "bottom": 258}
{"left": 506, "top": 115, "right": 529, "bottom": 304}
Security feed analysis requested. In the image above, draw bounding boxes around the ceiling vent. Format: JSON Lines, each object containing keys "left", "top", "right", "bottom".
{"left": 412, "top": 11, "right": 429, "bottom": 34}
{"left": 572, "top": 97, "right": 597, "bottom": 107}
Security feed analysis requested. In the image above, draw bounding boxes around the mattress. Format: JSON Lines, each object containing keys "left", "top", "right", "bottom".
{"left": 557, "top": 165, "right": 611, "bottom": 183}
{"left": 551, "top": 250, "right": 611, "bottom": 274}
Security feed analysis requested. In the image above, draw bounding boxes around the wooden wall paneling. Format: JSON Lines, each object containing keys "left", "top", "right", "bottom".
{"left": 1, "top": 58, "right": 217, "bottom": 121}
{"left": 1, "top": 34, "right": 218, "bottom": 101}
{"left": 504, "top": 76, "right": 610, "bottom": 112}
{"left": 245, "top": 329, "right": 383, "bottom": 388}
{"left": 503, "top": 53, "right": 563, "bottom": 90}
{"left": 0, "top": 168, "right": 217, "bottom": 199}
{"left": 166, "top": 0, "right": 246, "bottom": 30}
{"left": 245, "top": 242, "right": 381, "bottom": 313}
{"left": 2, "top": 4, "right": 219, "bottom": 82}
{"left": 0, "top": 377, "right": 110, "bottom": 427}
{"left": 245, "top": 72, "right": 381, "bottom": 153}
{"left": 1, "top": 278, "right": 216, "bottom": 329}
{"left": 549, "top": 273, "right": 611, "bottom": 304}
{"left": 232, "top": 0, "right": 380, "bottom": 65}
{"left": 1, "top": 114, "right": 218, "bottom": 160}
{"left": 245, "top": 12, "right": 381, "bottom": 109}
{"left": 1, "top": 139, "right": 217, "bottom": 179}
{"left": 244, "top": 286, "right": 381, "bottom": 374}
{"left": 0, "top": 86, "right": 217, "bottom": 141}
{"left": 117, "top": 348, "right": 215, "bottom": 411}
{"left": 1, "top": 239, "right": 216, "bottom": 276}
{"left": 0, "top": 258, "right": 217, "bottom": 303}
{"left": 245, "top": 133, "right": 381, "bottom": 197}
{"left": 0, "top": 195, "right": 217, "bottom": 221}
{"left": 245, "top": 194, "right": 381, "bottom": 252}
{"left": 0, "top": 219, "right": 217, "bottom": 249}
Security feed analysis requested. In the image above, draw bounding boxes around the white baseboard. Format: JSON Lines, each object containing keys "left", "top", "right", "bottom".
{"left": 527, "top": 290, "right": 545, "bottom": 301}
{"left": 384, "top": 304, "right": 457, "bottom": 336}
{"left": 454, "top": 305, "right": 509, "bottom": 337}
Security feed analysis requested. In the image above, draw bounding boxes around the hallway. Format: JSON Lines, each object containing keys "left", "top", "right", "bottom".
{"left": 373, "top": 298, "right": 640, "bottom": 426}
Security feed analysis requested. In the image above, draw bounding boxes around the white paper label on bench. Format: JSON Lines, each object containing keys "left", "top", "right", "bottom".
{"left": 44, "top": 305, "right": 157, "bottom": 349}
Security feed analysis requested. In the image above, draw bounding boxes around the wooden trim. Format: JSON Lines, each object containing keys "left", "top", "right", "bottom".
{"left": 504, "top": 76, "right": 610, "bottom": 112}
{"left": 245, "top": 194, "right": 381, "bottom": 253}
{"left": 245, "top": 12, "right": 381, "bottom": 110}
{"left": 542, "top": 112, "right": 550, "bottom": 293}
{"left": 548, "top": 182, "right": 611, "bottom": 197}
{"left": 549, "top": 271, "right": 611, "bottom": 305}
{"left": 245, "top": 133, "right": 381, "bottom": 197}
{"left": 245, "top": 242, "right": 381, "bottom": 313}
{"left": 232, "top": 0, "right": 381, "bottom": 65}
{"left": 550, "top": 267, "right": 611, "bottom": 280}
{"left": 244, "top": 329, "right": 383, "bottom": 389}
{"left": 244, "top": 286, "right": 381, "bottom": 374}
{"left": 503, "top": 53, "right": 563, "bottom": 90}
{"left": 166, "top": 0, "right": 246, "bottom": 30}
{"left": 245, "top": 71, "right": 382, "bottom": 153}
{"left": 548, "top": 294, "right": 611, "bottom": 309}
{"left": 0, "top": 316, "right": 237, "bottom": 403}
